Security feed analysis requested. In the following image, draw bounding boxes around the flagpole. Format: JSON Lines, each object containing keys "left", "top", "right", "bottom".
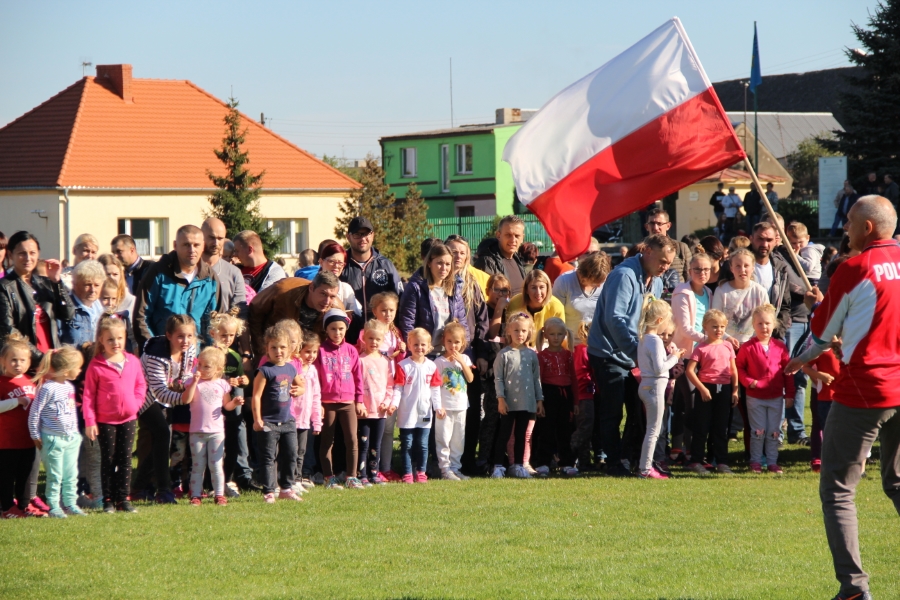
{"left": 744, "top": 158, "right": 813, "bottom": 291}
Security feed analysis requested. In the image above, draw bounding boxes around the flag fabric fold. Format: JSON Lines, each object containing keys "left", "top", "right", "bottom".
{"left": 503, "top": 17, "right": 746, "bottom": 261}
{"left": 750, "top": 22, "right": 762, "bottom": 94}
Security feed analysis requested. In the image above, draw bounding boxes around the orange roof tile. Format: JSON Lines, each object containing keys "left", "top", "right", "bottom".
{"left": 0, "top": 68, "right": 360, "bottom": 191}
{"left": 699, "top": 168, "right": 786, "bottom": 184}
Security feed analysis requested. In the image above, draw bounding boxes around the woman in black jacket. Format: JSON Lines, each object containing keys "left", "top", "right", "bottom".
{"left": 0, "top": 231, "right": 74, "bottom": 366}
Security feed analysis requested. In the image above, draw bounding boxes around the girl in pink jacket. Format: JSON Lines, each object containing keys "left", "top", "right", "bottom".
{"left": 82, "top": 315, "right": 147, "bottom": 513}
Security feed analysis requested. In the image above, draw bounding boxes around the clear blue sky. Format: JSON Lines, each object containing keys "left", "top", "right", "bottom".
{"left": 0, "top": 0, "right": 874, "bottom": 161}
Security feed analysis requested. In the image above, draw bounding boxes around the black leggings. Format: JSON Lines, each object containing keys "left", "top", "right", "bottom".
{"left": 357, "top": 418, "right": 386, "bottom": 481}
{"left": 0, "top": 447, "right": 36, "bottom": 511}
{"left": 690, "top": 384, "right": 733, "bottom": 465}
{"left": 98, "top": 421, "right": 137, "bottom": 504}
{"left": 532, "top": 384, "right": 574, "bottom": 468}
{"left": 319, "top": 403, "right": 358, "bottom": 478}
{"left": 133, "top": 403, "right": 172, "bottom": 493}
{"left": 494, "top": 411, "right": 534, "bottom": 466}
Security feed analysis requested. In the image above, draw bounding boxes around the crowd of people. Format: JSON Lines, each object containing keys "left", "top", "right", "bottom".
{"left": 0, "top": 205, "right": 876, "bottom": 518}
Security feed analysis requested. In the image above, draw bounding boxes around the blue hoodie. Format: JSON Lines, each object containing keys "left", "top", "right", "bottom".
{"left": 587, "top": 254, "right": 663, "bottom": 369}
{"left": 294, "top": 265, "right": 320, "bottom": 280}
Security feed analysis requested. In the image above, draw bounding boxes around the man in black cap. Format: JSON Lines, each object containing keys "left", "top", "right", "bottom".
{"left": 340, "top": 216, "right": 403, "bottom": 319}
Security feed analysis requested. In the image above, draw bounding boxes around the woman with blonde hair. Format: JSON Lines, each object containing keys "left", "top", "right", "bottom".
{"left": 97, "top": 254, "right": 136, "bottom": 318}
{"left": 505, "top": 269, "right": 565, "bottom": 349}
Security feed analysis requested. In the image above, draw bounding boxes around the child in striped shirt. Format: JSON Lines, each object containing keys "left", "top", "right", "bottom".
{"left": 28, "top": 347, "right": 86, "bottom": 518}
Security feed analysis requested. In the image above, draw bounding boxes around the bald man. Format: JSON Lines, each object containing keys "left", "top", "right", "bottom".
{"left": 232, "top": 230, "right": 286, "bottom": 294}
{"left": 786, "top": 196, "right": 900, "bottom": 599}
{"left": 133, "top": 224, "right": 222, "bottom": 351}
{"left": 202, "top": 218, "right": 246, "bottom": 317}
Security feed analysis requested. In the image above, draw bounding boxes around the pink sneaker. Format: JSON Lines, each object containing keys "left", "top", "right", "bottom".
{"left": 401, "top": 473, "right": 414, "bottom": 484}
{"left": 811, "top": 459, "right": 821, "bottom": 473}
{"left": 278, "top": 489, "right": 303, "bottom": 502}
{"left": 189, "top": 497, "right": 202, "bottom": 506}
{"left": 383, "top": 470, "right": 402, "bottom": 482}
{"left": 414, "top": 471, "right": 428, "bottom": 483}
{"left": 749, "top": 462, "right": 763, "bottom": 473}
{"left": 768, "top": 464, "right": 784, "bottom": 474}
{"left": 264, "top": 493, "right": 276, "bottom": 504}
{"left": 30, "top": 497, "right": 50, "bottom": 512}
{"left": 639, "top": 467, "right": 669, "bottom": 480}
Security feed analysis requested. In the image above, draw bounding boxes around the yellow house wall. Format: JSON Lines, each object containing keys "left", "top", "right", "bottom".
{"left": 61, "top": 190, "right": 348, "bottom": 266}
{"left": 0, "top": 192, "right": 65, "bottom": 260}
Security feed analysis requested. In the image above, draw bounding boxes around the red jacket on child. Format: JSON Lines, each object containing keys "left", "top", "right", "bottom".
{"left": 81, "top": 354, "right": 148, "bottom": 427}
{"left": 0, "top": 375, "right": 36, "bottom": 449}
{"left": 736, "top": 337, "right": 795, "bottom": 401}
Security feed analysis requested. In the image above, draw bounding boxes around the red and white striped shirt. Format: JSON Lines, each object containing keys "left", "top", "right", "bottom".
{"left": 810, "top": 240, "right": 900, "bottom": 409}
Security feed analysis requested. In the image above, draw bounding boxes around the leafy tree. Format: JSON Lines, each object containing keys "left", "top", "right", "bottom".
{"left": 334, "top": 156, "right": 431, "bottom": 274}
{"left": 206, "top": 98, "right": 282, "bottom": 256}
{"left": 321, "top": 154, "right": 362, "bottom": 182}
{"left": 785, "top": 134, "right": 839, "bottom": 198}
{"left": 821, "top": 1, "right": 900, "bottom": 180}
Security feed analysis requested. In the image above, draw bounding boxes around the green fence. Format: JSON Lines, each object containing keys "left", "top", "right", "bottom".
{"left": 427, "top": 214, "right": 554, "bottom": 249}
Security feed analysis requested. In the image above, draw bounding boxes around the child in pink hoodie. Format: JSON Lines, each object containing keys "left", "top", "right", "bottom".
{"left": 315, "top": 309, "right": 365, "bottom": 490}
{"left": 82, "top": 315, "right": 147, "bottom": 513}
{"left": 294, "top": 330, "right": 323, "bottom": 489}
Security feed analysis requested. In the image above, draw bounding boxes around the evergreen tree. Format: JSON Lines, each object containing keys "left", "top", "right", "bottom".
{"left": 786, "top": 135, "right": 839, "bottom": 198}
{"left": 822, "top": 1, "right": 900, "bottom": 179}
{"left": 206, "top": 98, "right": 282, "bottom": 256}
{"left": 334, "top": 156, "right": 431, "bottom": 274}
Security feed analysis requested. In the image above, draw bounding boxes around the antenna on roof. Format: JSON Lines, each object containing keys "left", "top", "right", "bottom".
{"left": 81, "top": 61, "right": 92, "bottom": 77}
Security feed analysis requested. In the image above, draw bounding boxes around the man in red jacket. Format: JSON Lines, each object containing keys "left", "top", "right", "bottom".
{"left": 786, "top": 195, "right": 900, "bottom": 600}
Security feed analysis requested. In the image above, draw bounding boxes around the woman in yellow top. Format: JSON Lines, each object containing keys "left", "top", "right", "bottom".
{"left": 505, "top": 269, "right": 565, "bottom": 349}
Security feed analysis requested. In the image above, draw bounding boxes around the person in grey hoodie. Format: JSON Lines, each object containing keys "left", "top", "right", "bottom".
{"left": 587, "top": 234, "right": 676, "bottom": 476}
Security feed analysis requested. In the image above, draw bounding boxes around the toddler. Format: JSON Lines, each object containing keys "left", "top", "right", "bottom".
{"left": 82, "top": 314, "right": 147, "bottom": 513}
{"left": 369, "top": 292, "right": 406, "bottom": 482}
{"left": 316, "top": 309, "right": 365, "bottom": 490}
{"left": 183, "top": 346, "right": 243, "bottom": 505}
{"left": 252, "top": 325, "right": 305, "bottom": 503}
{"left": 433, "top": 322, "right": 474, "bottom": 481}
{"left": 786, "top": 222, "right": 825, "bottom": 285}
{"left": 358, "top": 320, "right": 394, "bottom": 485}
{"left": 803, "top": 338, "right": 841, "bottom": 473}
{"left": 636, "top": 300, "right": 684, "bottom": 479}
{"left": 684, "top": 310, "right": 738, "bottom": 475}
{"left": 491, "top": 312, "right": 544, "bottom": 479}
{"left": 737, "top": 304, "right": 795, "bottom": 474}
{"left": 28, "top": 347, "right": 86, "bottom": 518}
{"left": 0, "top": 333, "right": 37, "bottom": 518}
{"left": 391, "top": 328, "right": 441, "bottom": 483}
{"left": 534, "top": 318, "right": 578, "bottom": 477}
{"left": 570, "top": 321, "right": 597, "bottom": 471}
{"left": 295, "top": 331, "right": 323, "bottom": 488}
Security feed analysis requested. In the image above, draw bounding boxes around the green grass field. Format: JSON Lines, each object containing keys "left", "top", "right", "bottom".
{"left": 2, "top": 440, "right": 898, "bottom": 599}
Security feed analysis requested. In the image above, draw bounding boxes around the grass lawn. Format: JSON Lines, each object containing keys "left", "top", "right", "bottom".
{"left": 3, "top": 440, "right": 898, "bottom": 599}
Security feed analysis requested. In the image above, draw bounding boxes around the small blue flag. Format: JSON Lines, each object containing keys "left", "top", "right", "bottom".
{"left": 750, "top": 22, "right": 762, "bottom": 94}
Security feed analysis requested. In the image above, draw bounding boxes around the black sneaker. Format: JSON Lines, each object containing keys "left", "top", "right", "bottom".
{"left": 831, "top": 591, "right": 872, "bottom": 600}
{"left": 116, "top": 500, "right": 137, "bottom": 513}
{"left": 652, "top": 461, "right": 672, "bottom": 477}
{"left": 103, "top": 501, "right": 115, "bottom": 513}
{"left": 237, "top": 479, "right": 263, "bottom": 492}
{"left": 606, "top": 464, "right": 633, "bottom": 478}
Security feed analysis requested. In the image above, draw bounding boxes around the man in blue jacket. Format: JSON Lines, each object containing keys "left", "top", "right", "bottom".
{"left": 133, "top": 224, "right": 221, "bottom": 353}
{"left": 587, "top": 234, "right": 676, "bottom": 476}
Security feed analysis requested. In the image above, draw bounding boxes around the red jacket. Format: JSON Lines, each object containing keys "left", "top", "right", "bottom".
{"left": 0, "top": 376, "right": 35, "bottom": 449}
{"left": 81, "top": 353, "right": 148, "bottom": 427}
{"left": 572, "top": 345, "right": 595, "bottom": 404}
{"left": 736, "top": 337, "right": 795, "bottom": 401}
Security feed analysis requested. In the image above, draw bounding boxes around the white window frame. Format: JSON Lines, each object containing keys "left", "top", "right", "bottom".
{"left": 267, "top": 218, "right": 309, "bottom": 257}
{"left": 118, "top": 218, "right": 168, "bottom": 258}
{"left": 440, "top": 144, "right": 450, "bottom": 193}
{"left": 401, "top": 147, "right": 417, "bottom": 177}
{"left": 456, "top": 143, "right": 473, "bottom": 175}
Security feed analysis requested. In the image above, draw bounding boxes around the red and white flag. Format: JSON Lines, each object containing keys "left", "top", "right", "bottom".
{"left": 503, "top": 17, "right": 745, "bottom": 260}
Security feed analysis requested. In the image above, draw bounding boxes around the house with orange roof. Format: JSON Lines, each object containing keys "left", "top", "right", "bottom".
{"left": 0, "top": 64, "right": 360, "bottom": 264}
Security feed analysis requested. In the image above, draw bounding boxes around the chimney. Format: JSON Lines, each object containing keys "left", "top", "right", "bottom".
{"left": 495, "top": 108, "right": 522, "bottom": 125}
{"left": 96, "top": 64, "right": 133, "bottom": 103}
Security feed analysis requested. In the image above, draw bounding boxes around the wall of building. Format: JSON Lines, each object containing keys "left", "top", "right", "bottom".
{"left": 492, "top": 125, "right": 521, "bottom": 215}
{"left": 0, "top": 192, "right": 64, "bottom": 260}
{"left": 60, "top": 189, "right": 348, "bottom": 265}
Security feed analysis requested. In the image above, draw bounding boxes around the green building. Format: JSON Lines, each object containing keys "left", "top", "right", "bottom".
{"left": 379, "top": 108, "right": 535, "bottom": 218}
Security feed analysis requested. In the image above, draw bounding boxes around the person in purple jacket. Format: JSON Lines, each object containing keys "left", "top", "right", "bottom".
{"left": 398, "top": 243, "right": 468, "bottom": 359}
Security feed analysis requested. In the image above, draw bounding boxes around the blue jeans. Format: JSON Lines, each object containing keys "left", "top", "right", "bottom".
{"left": 830, "top": 212, "right": 847, "bottom": 238}
{"left": 399, "top": 428, "right": 429, "bottom": 476}
{"left": 784, "top": 322, "right": 809, "bottom": 441}
{"left": 589, "top": 355, "right": 639, "bottom": 467}
{"left": 256, "top": 420, "right": 297, "bottom": 493}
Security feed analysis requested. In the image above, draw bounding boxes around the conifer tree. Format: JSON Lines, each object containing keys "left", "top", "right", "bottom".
{"left": 822, "top": 1, "right": 900, "bottom": 179}
{"left": 207, "top": 98, "right": 282, "bottom": 256}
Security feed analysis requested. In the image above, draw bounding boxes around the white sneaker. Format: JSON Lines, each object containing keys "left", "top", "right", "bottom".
{"left": 534, "top": 465, "right": 551, "bottom": 476}
{"left": 563, "top": 466, "right": 579, "bottom": 477}
{"left": 224, "top": 483, "right": 241, "bottom": 498}
{"left": 513, "top": 464, "right": 532, "bottom": 479}
{"left": 452, "top": 470, "right": 470, "bottom": 481}
{"left": 491, "top": 465, "right": 507, "bottom": 478}
{"left": 523, "top": 463, "right": 537, "bottom": 475}
{"left": 300, "top": 478, "right": 315, "bottom": 490}
{"left": 291, "top": 483, "right": 307, "bottom": 494}
{"left": 441, "top": 471, "right": 461, "bottom": 481}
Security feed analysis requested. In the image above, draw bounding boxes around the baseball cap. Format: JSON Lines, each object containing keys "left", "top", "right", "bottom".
{"left": 348, "top": 216, "right": 374, "bottom": 234}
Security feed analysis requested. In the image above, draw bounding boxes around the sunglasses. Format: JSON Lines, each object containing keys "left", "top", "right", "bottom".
{"left": 492, "top": 288, "right": 510, "bottom": 295}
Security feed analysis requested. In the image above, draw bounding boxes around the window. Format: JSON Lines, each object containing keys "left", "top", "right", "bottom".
{"left": 268, "top": 219, "right": 308, "bottom": 256}
{"left": 458, "top": 206, "right": 475, "bottom": 217}
{"left": 401, "top": 147, "right": 417, "bottom": 177}
{"left": 456, "top": 144, "right": 473, "bottom": 174}
{"left": 118, "top": 218, "right": 167, "bottom": 257}
{"left": 440, "top": 144, "right": 450, "bottom": 193}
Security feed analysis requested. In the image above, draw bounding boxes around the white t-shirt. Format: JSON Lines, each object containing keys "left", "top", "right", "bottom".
{"left": 754, "top": 261, "right": 774, "bottom": 292}
{"left": 429, "top": 286, "right": 451, "bottom": 352}
{"left": 433, "top": 355, "right": 474, "bottom": 412}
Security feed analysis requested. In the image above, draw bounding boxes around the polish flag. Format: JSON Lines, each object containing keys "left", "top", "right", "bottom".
{"left": 503, "top": 17, "right": 745, "bottom": 261}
